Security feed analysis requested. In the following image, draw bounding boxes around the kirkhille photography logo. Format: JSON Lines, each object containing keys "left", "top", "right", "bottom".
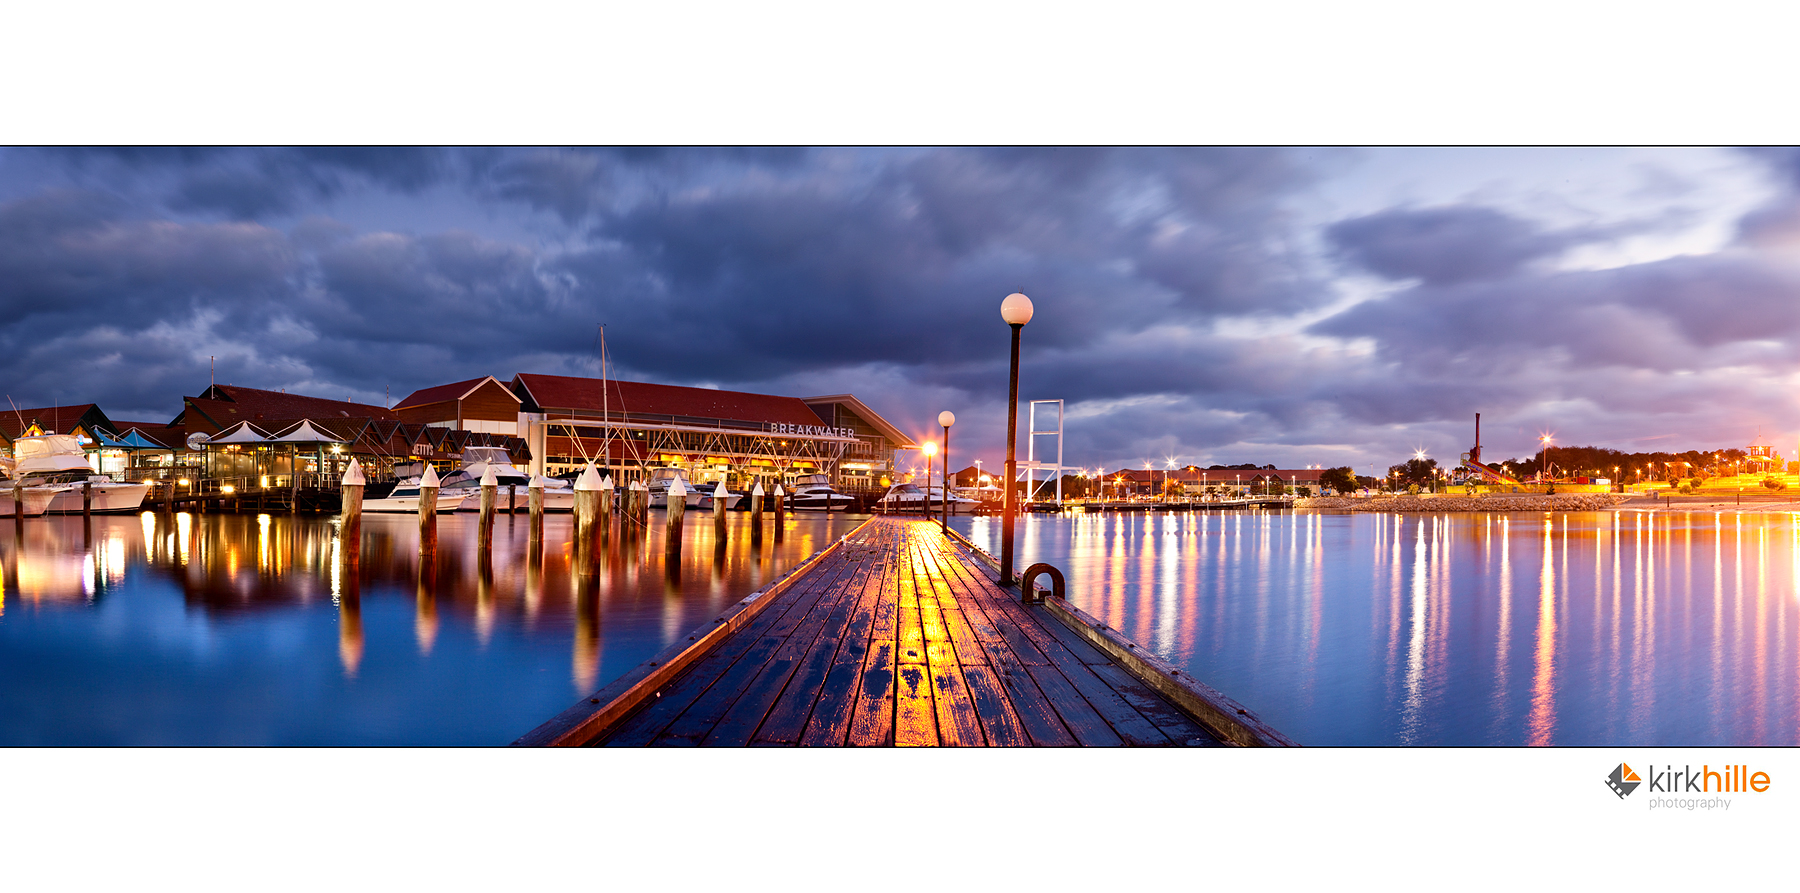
{"left": 1607, "top": 763, "right": 1642, "bottom": 799}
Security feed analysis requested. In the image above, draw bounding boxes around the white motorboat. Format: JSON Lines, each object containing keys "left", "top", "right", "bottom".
{"left": 437, "top": 447, "right": 574, "bottom": 512}
{"left": 646, "top": 467, "right": 709, "bottom": 510}
{"left": 0, "top": 478, "right": 56, "bottom": 516}
{"left": 877, "top": 482, "right": 978, "bottom": 513}
{"left": 787, "top": 473, "right": 854, "bottom": 511}
{"left": 12, "top": 434, "right": 148, "bottom": 514}
{"left": 361, "top": 474, "right": 457, "bottom": 513}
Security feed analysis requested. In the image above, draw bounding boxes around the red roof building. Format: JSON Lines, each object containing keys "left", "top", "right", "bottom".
{"left": 391, "top": 372, "right": 915, "bottom": 491}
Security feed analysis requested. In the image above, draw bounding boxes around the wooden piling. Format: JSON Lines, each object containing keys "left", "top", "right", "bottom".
{"left": 12, "top": 480, "right": 22, "bottom": 526}
{"left": 418, "top": 464, "right": 440, "bottom": 556}
{"left": 83, "top": 480, "right": 93, "bottom": 518}
{"left": 341, "top": 458, "right": 365, "bottom": 566}
{"left": 528, "top": 474, "right": 545, "bottom": 544}
{"left": 598, "top": 474, "right": 614, "bottom": 546}
{"left": 507, "top": 483, "right": 517, "bottom": 514}
{"left": 574, "top": 463, "right": 601, "bottom": 557}
{"left": 713, "top": 481, "right": 729, "bottom": 545}
{"left": 478, "top": 464, "right": 497, "bottom": 551}
{"left": 773, "top": 483, "right": 785, "bottom": 542}
{"left": 665, "top": 477, "right": 686, "bottom": 559}
{"left": 750, "top": 480, "right": 764, "bottom": 546}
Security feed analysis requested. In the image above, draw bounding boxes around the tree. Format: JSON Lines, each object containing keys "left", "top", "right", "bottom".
{"left": 1319, "top": 466, "right": 1357, "bottom": 494}
{"left": 1388, "top": 457, "right": 1438, "bottom": 488}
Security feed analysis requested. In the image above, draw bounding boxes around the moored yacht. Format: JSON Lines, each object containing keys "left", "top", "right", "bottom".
{"left": 437, "top": 447, "right": 574, "bottom": 512}
{"left": 646, "top": 467, "right": 709, "bottom": 510}
{"left": 12, "top": 434, "right": 148, "bottom": 514}
{"left": 787, "top": 473, "right": 853, "bottom": 511}
{"left": 362, "top": 467, "right": 456, "bottom": 513}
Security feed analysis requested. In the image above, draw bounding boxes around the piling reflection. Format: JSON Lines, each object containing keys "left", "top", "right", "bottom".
{"left": 0, "top": 508, "right": 865, "bottom": 745}
{"left": 960, "top": 509, "right": 1800, "bottom": 746}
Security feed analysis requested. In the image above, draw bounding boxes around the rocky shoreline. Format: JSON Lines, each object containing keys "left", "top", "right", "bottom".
{"left": 1297, "top": 493, "right": 1632, "bottom": 512}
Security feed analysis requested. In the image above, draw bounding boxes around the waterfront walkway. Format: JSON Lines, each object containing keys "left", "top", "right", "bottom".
{"left": 519, "top": 517, "right": 1292, "bottom": 747}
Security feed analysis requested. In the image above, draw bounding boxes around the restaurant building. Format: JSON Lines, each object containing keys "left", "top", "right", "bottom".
{"left": 394, "top": 373, "right": 916, "bottom": 492}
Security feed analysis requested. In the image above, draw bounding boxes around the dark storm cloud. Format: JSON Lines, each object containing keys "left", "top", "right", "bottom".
{"left": 1326, "top": 205, "right": 1579, "bottom": 285}
{"left": 43, "top": 147, "right": 455, "bottom": 219}
{"left": 12, "top": 146, "right": 1785, "bottom": 469}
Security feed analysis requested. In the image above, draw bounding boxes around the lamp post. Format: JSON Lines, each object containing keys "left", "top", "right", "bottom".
{"left": 938, "top": 411, "right": 955, "bottom": 532}
{"left": 922, "top": 439, "right": 938, "bottom": 518}
{"left": 1539, "top": 435, "right": 1552, "bottom": 485}
{"left": 999, "top": 291, "right": 1032, "bottom": 586}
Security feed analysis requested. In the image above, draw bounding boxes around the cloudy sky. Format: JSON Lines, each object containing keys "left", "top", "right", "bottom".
{"left": 3, "top": 146, "right": 1797, "bottom": 472}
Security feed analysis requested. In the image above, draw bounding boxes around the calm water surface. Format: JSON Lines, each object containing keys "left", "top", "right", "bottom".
{"left": 0, "top": 511, "right": 862, "bottom": 744}
{"left": 956, "top": 510, "right": 1800, "bottom": 746}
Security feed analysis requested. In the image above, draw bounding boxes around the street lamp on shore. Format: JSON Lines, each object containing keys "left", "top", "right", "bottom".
{"left": 938, "top": 410, "right": 955, "bottom": 532}
{"left": 922, "top": 439, "right": 938, "bottom": 516}
{"left": 999, "top": 291, "right": 1033, "bottom": 585}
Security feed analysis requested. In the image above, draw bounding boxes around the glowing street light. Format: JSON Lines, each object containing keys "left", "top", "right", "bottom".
{"left": 937, "top": 411, "right": 955, "bottom": 531}
{"left": 999, "top": 291, "right": 1033, "bottom": 585}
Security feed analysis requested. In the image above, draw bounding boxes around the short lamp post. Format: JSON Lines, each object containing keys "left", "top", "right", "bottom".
{"left": 1000, "top": 291, "right": 1033, "bottom": 586}
{"left": 922, "top": 440, "right": 938, "bottom": 517}
{"left": 938, "top": 410, "right": 955, "bottom": 533}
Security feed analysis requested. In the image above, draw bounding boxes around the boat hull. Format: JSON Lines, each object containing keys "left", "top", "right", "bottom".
{"left": 43, "top": 482, "right": 149, "bottom": 514}
{"left": 0, "top": 489, "right": 56, "bottom": 516}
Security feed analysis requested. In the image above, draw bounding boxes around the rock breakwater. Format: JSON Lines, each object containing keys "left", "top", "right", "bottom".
{"left": 1297, "top": 493, "right": 1630, "bottom": 513}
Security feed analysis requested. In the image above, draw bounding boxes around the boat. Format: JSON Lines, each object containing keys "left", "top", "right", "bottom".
{"left": 0, "top": 476, "right": 57, "bottom": 516}
{"left": 11, "top": 434, "right": 148, "bottom": 513}
{"left": 436, "top": 447, "right": 574, "bottom": 512}
{"left": 646, "top": 467, "right": 711, "bottom": 510}
{"left": 927, "top": 484, "right": 980, "bottom": 514}
{"left": 878, "top": 482, "right": 980, "bottom": 514}
{"left": 787, "top": 473, "right": 854, "bottom": 511}
{"left": 361, "top": 472, "right": 458, "bottom": 513}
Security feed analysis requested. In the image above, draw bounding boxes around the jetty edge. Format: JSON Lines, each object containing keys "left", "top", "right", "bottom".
{"left": 940, "top": 526, "right": 1295, "bottom": 748}
{"left": 511, "top": 520, "right": 869, "bottom": 747}
{"left": 516, "top": 516, "right": 1293, "bottom": 746}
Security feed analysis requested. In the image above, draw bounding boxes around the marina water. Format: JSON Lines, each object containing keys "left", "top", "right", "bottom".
{"left": 0, "top": 511, "right": 860, "bottom": 745}
{"left": 4, "top": 507, "right": 1795, "bottom": 745}
{"left": 955, "top": 509, "right": 1799, "bottom": 746}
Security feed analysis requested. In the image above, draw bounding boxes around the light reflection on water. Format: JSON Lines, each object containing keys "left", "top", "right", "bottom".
{"left": 0, "top": 510, "right": 863, "bottom": 745}
{"left": 956, "top": 510, "right": 1800, "bottom": 746}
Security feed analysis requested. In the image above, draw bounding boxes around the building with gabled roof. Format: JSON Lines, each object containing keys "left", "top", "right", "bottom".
{"left": 385, "top": 372, "right": 915, "bottom": 492}
{"left": 0, "top": 404, "right": 117, "bottom": 453}
{"left": 393, "top": 376, "right": 521, "bottom": 435}
{"left": 171, "top": 384, "right": 399, "bottom": 437}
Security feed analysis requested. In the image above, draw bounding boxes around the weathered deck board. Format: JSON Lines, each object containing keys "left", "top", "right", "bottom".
{"left": 564, "top": 518, "right": 1243, "bottom": 747}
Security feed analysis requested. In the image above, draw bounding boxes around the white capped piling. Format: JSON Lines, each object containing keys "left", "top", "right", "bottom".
{"left": 418, "top": 464, "right": 440, "bottom": 553}
{"left": 341, "top": 458, "right": 365, "bottom": 565}
{"left": 599, "top": 474, "right": 614, "bottom": 545}
{"left": 478, "top": 463, "right": 498, "bottom": 549}
{"left": 528, "top": 473, "right": 545, "bottom": 543}
{"left": 574, "top": 463, "right": 601, "bottom": 553}
{"left": 750, "top": 480, "right": 765, "bottom": 545}
{"left": 773, "top": 483, "right": 785, "bottom": 542}
{"left": 666, "top": 477, "right": 686, "bottom": 559}
{"left": 713, "top": 480, "right": 729, "bottom": 543}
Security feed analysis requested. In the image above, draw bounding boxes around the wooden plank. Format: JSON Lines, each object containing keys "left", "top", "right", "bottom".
{"left": 846, "top": 638, "right": 897, "bottom": 746}
{"left": 959, "top": 664, "right": 1032, "bottom": 746}
{"left": 1090, "top": 663, "right": 1221, "bottom": 746}
{"left": 800, "top": 549, "right": 892, "bottom": 746}
{"left": 1024, "top": 630, "right": 1173, "bottom": 746}
{"left": 1021, "top": 661, "right": 1123, "bottom": 747}
{"left": 704, "top": 557, "right": 865, "bottom": 745}
{"left": 751, "top": 558, "right": 879, "bottom": 745}
{"left": 604, "top": 552, "right": 854, "bottom": 746}
{"left": 926, "top": 641, "right": 985, "bottom": 746}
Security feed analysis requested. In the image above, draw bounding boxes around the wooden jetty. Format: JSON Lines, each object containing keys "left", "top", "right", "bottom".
{"left": 516, "top": 516, "right": 1293, "bottom": 747}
